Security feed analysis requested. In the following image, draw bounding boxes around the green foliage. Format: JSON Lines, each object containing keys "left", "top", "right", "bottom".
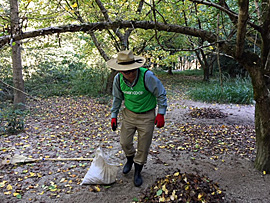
{"left": 173, "top": 69, "right": 204, "bottom": 76}
{"left": 70, "top": 63, "right": 110, "bottom": 96}
{"left": 24, "top": 57, "right": 110, "bottom": 98}
{"left": 0, "top": 105, "right": 26, "bottom": 135}
{"left": 187, "top": 76, "right": 254, "bottom": 104}
{"left": 157, "top": 69, "right": 253, "bottom": 104}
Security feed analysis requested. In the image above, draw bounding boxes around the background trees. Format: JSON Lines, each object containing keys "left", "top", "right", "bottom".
{"left": 1, "top": 1, "right": 270, "bottom": 172}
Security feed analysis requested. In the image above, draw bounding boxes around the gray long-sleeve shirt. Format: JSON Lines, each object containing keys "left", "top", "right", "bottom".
{"left": 111, "top": 69, "right": 167, "bottom": 118}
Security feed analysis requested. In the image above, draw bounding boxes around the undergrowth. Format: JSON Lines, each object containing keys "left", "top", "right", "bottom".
{"left": 157, "top": 69, "right": 254, "bottom": 105}
{"left": 187, "top": 75, "right": 254, "bottom": 104}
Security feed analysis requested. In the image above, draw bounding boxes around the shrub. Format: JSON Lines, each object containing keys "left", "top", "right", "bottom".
{"left": 0, "top": 106, "right": 26, "bottom": 135}
{"left": 24, "top": 59, "right": 109, "bottom": 97}
{"left": 187, "top": 76, "right": 254, "bottom": 104}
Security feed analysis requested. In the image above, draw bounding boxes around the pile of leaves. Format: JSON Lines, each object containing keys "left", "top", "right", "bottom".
{"left": 188, "top": 107, "right": 228, "bottom": 119}
{"left": 140, "top": 170, "right": 225, "bottom": 202}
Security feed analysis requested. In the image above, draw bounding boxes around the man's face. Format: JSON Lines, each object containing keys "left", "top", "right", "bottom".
{"left": 120, "top": 69, "right": 137, "bottom": 82}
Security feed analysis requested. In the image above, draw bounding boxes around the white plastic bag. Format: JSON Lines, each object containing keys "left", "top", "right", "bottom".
{"left": 81, "top": 147, "right": 119, "bottom": 185}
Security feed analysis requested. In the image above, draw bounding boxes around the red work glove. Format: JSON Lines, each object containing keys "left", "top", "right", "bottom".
{"left": 111, "top": 118, "right": 117, "bottom": 131}
{"left": 155, "top": 114, "right": 165, "bottom": 128}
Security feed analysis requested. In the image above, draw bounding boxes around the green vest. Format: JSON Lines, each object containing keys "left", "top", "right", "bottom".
{"left": 120, "top": 68, "right": 157, "bottom": 113}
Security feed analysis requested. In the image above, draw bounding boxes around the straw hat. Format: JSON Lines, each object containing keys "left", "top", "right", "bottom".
{"left": 107, "top": 50, "right": 146, "bottom": 71}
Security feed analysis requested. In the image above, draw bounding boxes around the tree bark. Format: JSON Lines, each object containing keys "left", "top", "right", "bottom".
{"left": 253, "top": 0, "right": 270, "bottom": 172}
{"left": 235, "top": 0, "right": 249, "bottom": 58}
{"left": 251, "top": 67, "right": 270, "bottom": 172}
{"left": 10, "top": 0, "right": 25, "bottom": 109}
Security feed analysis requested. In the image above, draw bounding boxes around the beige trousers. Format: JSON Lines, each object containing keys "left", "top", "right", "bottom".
{"left": 120, "top": 108, "right": 155, "bottom": 165}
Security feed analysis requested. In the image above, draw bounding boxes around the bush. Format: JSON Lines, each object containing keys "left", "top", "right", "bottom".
{"left": 70, "top": 63, "right": 109, "bottom": 96}
{"left": 24, "top": 59, "right": 110, "bottom": 98}
{"left": 187, "top": 76, "right": 254, "bottom": 104}
{"left": 0, "top": 106, "right": 26, "bottom": 135}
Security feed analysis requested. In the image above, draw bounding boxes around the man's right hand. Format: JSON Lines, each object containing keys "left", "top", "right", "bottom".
{"left": 111, "top": 118, "right": 117, "bottom": 131}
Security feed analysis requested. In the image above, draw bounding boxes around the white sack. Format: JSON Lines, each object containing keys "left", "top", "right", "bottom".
{"left": 81, "top": 147, "right": 119, "bottom": 185}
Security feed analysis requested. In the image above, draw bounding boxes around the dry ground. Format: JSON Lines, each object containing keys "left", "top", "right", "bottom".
{"left": 1, "top": 96, "right": 270, "bottom": 203}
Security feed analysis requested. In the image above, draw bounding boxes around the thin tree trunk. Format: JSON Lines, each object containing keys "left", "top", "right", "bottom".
{"left": 10, "top": 0, "right": 25, "bottom": 109}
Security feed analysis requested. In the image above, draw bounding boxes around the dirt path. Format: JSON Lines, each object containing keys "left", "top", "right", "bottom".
{"left": 1, "top": 97, "right": 270, "bottom": 203}
{"left": 60, "top": 99, "right": 270, "bottom": 203}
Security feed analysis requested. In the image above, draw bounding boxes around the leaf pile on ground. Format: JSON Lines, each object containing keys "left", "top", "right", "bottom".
{"left": 140, "top": 170, "right": 225, "bottom": 202}
{"left": 188, "top": 107, "right": 228, "bottom": 119}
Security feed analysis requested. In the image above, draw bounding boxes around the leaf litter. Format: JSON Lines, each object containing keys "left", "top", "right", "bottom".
{"left": 0, "top": 95, "right": 257, "bottom": 202}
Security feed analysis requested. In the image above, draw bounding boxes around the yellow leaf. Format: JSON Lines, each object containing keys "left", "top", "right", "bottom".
{"left": 170, "top": 190, "right": 177, "bottom": 201}
{"left": 71, "top": 3, "right": 77, "bottom": 8}
{"left": 162, "top": 184, "right": 168, "bottom": 194}
{"left": 159, "top": 196, "right": 166, "bottom": 202}
{"left": 0, "top": 181, "right": 7, "bottom": 187}
{"left": 39, "top": 191, "right": 44, "bottom": 195}
{"left": 13, "top": 192, "right": 20, "bottom": 197}
{"left": 263, "top": 171, "right": 266, "bottom": 175}
{"left": 6, "top": 184, "right": 12, "bottom": 190}
{"left": 30, "top": 172, "right": 36, "bottom": 177}
{"left": 173, "top": 172, "right": 179, "bottom": 177}
{"left": 94, "top": 186, "right": 100, "bottom": 192}
{"left": 198, "top": 193, "right": 203, "bottom": 200}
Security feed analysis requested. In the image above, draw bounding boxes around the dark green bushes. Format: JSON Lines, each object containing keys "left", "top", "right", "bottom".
{"left": 187, "top": 75, "right": 254, "bottom": 104}
{"left": 0, "top": 105, "right": 26, "bottom": 135}
{"left": 24, "top": 59, "right": 109, "bottom": 97}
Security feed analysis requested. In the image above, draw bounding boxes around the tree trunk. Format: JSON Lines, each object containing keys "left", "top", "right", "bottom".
{"left": 195, "top": 50, "right": 209, "bottom": 81}
{"left": 168, "top": 64, "right": 173, "bottom": 75}
{"left": 253, "top": 0, "right": 270, "bottom": 172}
{"left": 105, "top": 70, "right": 117, "bottom": 95}
{"left": 252, "top": 53, "right": 270, "bottom": 172}
{"left": 10, "top": 0, "right": 25, "bottom": 109}
{"left": 254, "top": 102, "right": 270, "bottom": 172}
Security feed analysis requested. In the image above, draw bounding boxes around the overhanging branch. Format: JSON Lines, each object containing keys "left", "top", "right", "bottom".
{"left": 0, "top": 21, "right": 217, "bottom": 48}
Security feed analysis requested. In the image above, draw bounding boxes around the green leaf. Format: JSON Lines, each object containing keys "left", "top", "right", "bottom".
{"left": 104, "top": 186, "right": 111, "bottom": 189}
{"left": 132, "top": 197, "right": 138, "bottom": 202}
{"left": 156, "top": 189, "right": 163, "bottom": 196}
{"left": 16, "top": 194, "right": 22, "bottom": 199}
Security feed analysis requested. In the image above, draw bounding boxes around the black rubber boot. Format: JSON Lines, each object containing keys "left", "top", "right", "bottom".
{"left": 123, "top": 155, "right": 134, "bottom": 174}
{"left": 134, "top": 163, "right": 143, "bottom": 187}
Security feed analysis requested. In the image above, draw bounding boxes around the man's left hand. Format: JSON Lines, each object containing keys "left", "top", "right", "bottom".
{"left": 155, "top": 114, "right": 165, "bottom": 128}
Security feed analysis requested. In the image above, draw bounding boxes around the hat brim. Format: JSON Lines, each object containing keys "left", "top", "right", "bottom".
{"left": 107, "top": 56, "right": 146, "bottom": 71}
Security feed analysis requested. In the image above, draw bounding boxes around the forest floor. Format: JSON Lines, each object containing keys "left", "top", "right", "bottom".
{"left": 1, "top": 77, "right": 270, "bottom": 202}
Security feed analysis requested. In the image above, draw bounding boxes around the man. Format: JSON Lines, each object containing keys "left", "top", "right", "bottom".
{"left": 107, "top": 50, "right": 167, "bottom": 187}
